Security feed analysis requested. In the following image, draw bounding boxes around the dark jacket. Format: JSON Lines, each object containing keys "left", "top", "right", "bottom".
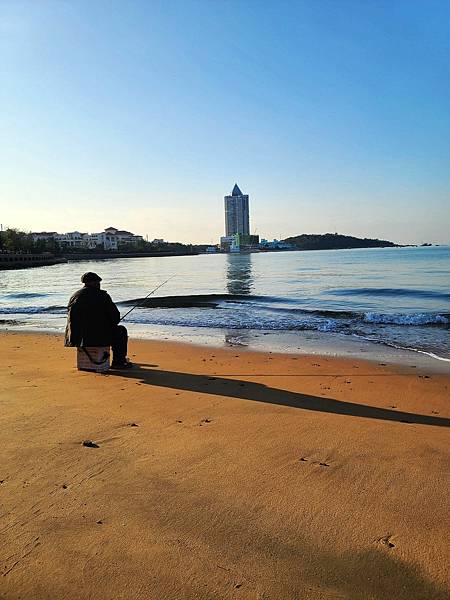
{"left": 64, "top": 286, "right": 120, "bottom": 347}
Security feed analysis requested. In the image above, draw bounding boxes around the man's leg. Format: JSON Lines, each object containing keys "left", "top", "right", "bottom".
{"left": 111, "top": 325, "right": 129, "bottom": 366}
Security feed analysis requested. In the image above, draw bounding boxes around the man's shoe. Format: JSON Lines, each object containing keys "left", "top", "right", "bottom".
{"left": 111, "top": 359, "right": 133, "bottom": 370}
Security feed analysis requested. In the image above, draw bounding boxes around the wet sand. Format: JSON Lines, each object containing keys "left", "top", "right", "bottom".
{"left": 0, "top": 332, "right": 449, "bottom": 599}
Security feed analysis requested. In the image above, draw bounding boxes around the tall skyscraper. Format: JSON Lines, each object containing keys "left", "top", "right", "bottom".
{"left": 224, "top": 184, "right": 250, "bottom": 236}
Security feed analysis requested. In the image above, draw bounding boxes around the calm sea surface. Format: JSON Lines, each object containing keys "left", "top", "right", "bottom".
{"left": 1, "top": 246, "right": 449, "bottom": 364}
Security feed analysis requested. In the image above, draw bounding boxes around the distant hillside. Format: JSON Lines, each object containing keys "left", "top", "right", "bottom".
{"left": 283, "top": 233, "right": 398, "bottom": 251}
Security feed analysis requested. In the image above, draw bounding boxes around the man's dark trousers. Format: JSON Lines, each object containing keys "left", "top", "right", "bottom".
{"left": 111, "top": 325, "right": 128, "bottom": 364}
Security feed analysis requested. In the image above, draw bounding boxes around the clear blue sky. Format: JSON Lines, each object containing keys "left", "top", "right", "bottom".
{"left": 1, "top": 0, "right": 449, "bottom": 244}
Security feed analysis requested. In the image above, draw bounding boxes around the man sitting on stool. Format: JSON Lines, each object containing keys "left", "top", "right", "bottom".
{"left": 65, "top": 272, "right": 132, "bottom": 369}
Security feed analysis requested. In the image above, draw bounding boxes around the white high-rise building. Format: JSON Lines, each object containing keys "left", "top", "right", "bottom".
{"left": 224, "top": 184, "right": 249, "bottom": 237}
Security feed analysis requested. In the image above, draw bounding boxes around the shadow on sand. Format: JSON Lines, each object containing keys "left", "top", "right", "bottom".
{"left": 107, "top": 364, "right": 450, "bottom": 428}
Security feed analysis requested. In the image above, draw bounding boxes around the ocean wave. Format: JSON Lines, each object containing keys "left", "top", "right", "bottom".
{"left": 1, "top": 301, "right": 448, "bottom": 330}
{"left": 0, "top": 305, "right": 66, "bottom": 315}
{"left": 119, "top": 294, "right": 292, "bottom": 308}
{"left": 128, "top": 312, "right": 341, "bottom": 332}
{"left": 126, "top": 310, "right": 449, "bottom": 331}
{"left": 1, "top": 302, "right": 449, "bottom": 360}
{"left": 363, "top": 312, "right": 449, "bottom": 325}
{"left": 1, "top": 292, "right": 49, "bottom": 299}
{"left": 254, "top": 305, "right": 357, "bottom": 319}
{"left": 327, "top": 287, "right": 450, "bottom": 301}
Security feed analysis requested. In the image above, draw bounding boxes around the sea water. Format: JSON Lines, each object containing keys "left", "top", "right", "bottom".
{"left": 0, "top": 246, "right": 449, "bottom": 368}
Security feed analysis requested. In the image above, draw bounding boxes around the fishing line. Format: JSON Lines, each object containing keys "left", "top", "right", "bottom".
{"left": 120, "top": 274, "right": 176, "bottom": 322}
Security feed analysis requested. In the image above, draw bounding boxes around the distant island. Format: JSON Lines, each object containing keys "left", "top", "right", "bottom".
{"left": 282, "top": 233, "right": 398, "bottom": 251}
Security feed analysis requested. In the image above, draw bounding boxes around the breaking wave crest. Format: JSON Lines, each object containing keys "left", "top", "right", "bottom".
{"left": 363, "top": 312, "right": 449, "bottom": 326}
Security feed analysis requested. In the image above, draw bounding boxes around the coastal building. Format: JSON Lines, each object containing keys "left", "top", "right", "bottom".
{"left": 259, "top": 238, "right": 293, "bottom": 250}
{"left": 224, "top": 184, "right": 250, "bottom": 237}
{"left": 32, "top": 227, "right": 143, "bottom": 251}
{"left": 221, "top": 184, "right": 259, "bottom": 252}
{"left": 55, "top": 232, "right": 87, "bottom": 248}
{"left": 86, "top": 227, "right": 144, "bottom": 250}
{"left": 235, "top": 233, "right": 260, "bottom": 249}
{"left": 220, "top": 235, "right": 240, "bottom": 252}
{"left": 220, "top": 233, "right": 259, "bottom": 253}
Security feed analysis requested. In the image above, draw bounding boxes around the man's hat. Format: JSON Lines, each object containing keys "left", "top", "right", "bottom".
{"left": 81, "top": 272, "right": 102, "bottom": 283}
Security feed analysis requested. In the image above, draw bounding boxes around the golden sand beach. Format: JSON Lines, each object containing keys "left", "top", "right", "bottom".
{"left": 0, "top": 332, "right": 449, "bottom": 599}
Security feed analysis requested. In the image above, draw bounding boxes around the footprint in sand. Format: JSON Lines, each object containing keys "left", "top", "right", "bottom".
{"left": 377, "top": 535, "right": 395, "bottom": 549}
{"left": 299, "top": 458, "right": 330, "bottom": 467}
{"left": 199, "top": 419, "right": 213, "bottom": 426}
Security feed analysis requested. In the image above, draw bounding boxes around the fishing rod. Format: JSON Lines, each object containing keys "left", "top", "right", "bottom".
{"left": 120, "top": 274, "right": 176, "bottom": 322}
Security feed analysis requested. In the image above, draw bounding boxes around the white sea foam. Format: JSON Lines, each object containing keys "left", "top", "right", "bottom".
{"left": 317, "top": 320, "right": 338, "bottom": 332}
{"left": 363, "top": 312, "right": 448, "bottom": 325}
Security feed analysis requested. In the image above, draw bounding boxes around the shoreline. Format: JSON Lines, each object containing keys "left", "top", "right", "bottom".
{"left": 2, "top": 321, "right": 449, "bottom": 375}
{"left": 1, "top": 331, "right": 449, "bottom": 598}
